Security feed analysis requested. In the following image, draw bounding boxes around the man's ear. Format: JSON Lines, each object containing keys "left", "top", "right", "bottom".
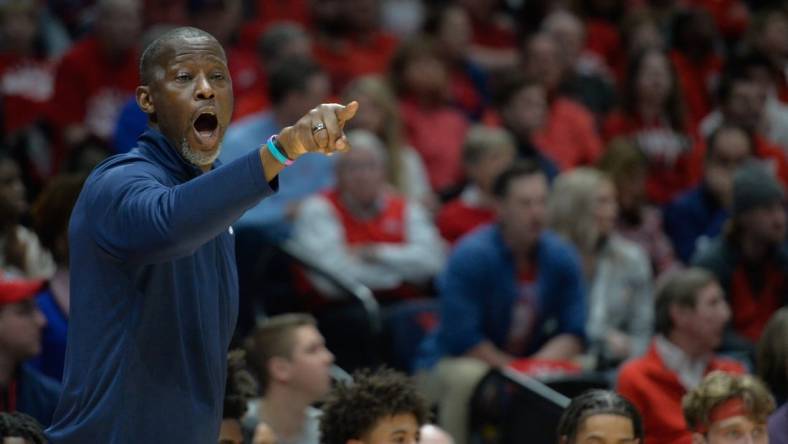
{"left": 136, "top": 85, "right": 155, "bottom": 115}
{"left": 269, "top": 356, "right": 291, "bottom": 383}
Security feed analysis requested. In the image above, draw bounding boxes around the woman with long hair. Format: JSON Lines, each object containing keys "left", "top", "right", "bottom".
{"left": 603, "top": 48, "right": 696, "bottom": 204}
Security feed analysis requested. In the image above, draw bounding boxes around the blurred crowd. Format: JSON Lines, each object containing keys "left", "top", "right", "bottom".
{"left": 1, "top": 0, "right": 788, "bottom": 443}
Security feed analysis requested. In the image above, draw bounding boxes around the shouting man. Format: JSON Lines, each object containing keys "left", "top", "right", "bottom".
{"left": 46, "top": 27, "right": 357, "bottom": 443}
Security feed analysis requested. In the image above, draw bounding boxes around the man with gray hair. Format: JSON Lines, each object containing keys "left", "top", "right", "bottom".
{"left": 292, "top": 129, "right": 445, "bottom": 296}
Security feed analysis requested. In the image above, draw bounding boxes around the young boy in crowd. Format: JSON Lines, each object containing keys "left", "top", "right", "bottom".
{"left": 320, "top": 368, "right": 429, "bottom": 444}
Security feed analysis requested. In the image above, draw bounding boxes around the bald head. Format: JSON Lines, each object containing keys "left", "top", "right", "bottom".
{"left": 139, "top": 26, "right": 225, "bottom": 85}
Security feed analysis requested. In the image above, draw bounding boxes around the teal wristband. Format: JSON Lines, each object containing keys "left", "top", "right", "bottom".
{"left": 266, "top": 135, "right": 293, "bottom": 166}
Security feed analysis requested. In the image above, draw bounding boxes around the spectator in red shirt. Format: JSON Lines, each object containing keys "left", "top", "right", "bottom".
{"left": 604, "top": 48, "right": 696, "bottom": 204}
{"left": 292, "top": 129, "right": 445, "bottom": 300}
{"left": 423, "top": 3, "right": 490, "bottom": 121}
{"left": 436, "top": 125, "right": 515, "bottom": 245}
{"left": 49, "top": 0, "right": 141, "bottom": 155}
{"left": 390, "top": 37, "right": 469, "bottom": 195}
{"left": 617, "top": 268, "right": 746, "bottom": 444}
{"left": 342, "top": 76, "right": 433, "bottom": 206}
{"left": 312, "top": 0, "right": 399, "bottom": 94}
{"left": 523, "top": 33, "right": 604, "bottom": 170}
{"left": 669, "top": 8, "right": 724, "bottom": 125}
{"left": 693, "top": 163, "right": 787, "bottom": 347}
{"left": 0, "top": 0, "right": 57, "bottom": 136}
{"left": 597, "top": 138, "right": 678, "bottom": 277}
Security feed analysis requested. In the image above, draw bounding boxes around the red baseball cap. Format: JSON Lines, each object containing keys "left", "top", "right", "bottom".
{"left": 0, "top": 276, "right": 44, "bottom": 305}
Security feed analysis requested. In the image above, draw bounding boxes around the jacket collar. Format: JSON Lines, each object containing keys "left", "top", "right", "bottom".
{"left": 134, "top": 129, "right": 223, "bottom": 182}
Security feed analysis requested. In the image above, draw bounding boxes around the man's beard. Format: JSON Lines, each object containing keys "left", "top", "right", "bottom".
{"left": 180, "top": 138, "right": 221, "bottom": 169}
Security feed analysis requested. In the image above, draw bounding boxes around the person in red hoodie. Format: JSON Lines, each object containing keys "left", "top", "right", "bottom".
{"left": 48, "top": 0, "right": 141, "bottom": 156}
{"left": 617, "top": 268, "right": 746, "bottom": 444}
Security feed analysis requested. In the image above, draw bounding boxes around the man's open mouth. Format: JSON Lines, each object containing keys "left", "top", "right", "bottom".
{"left": 193, "top": 112, "right": 218, "bottom": 139}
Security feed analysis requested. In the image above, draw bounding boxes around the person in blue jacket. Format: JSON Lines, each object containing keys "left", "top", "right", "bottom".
{"left": 416, "top": 160, "right": 587, "bottom": 444}
{"left": 45, "top": 26, "right": 357, "bottom": 444}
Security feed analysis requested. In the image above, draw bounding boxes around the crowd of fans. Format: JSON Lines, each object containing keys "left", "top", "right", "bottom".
{"left": 1, "top": 0, "right": 787, "bottom": 443}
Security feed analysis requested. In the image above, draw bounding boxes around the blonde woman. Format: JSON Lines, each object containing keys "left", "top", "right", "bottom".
{"left": 549, "top": 168, "right": 653, "bottom": 366}
{"left": 342, "top": 75, "right": 434, "bottom": 207}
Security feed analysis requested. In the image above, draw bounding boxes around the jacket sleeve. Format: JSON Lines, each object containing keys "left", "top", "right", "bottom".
{"left": 437, "top": 249, "right": 490, "bottom": 355}
{"left": 87, "top": 148, "right": 276, "bottom": 264}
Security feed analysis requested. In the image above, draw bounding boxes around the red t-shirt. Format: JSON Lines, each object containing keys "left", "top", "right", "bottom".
{"left": 617, "top": 342, "right": 746, "bottom": 444}
{"left": 312, "top": 31, "right": 398, "bottom": 94}
{"left": 436, "top": 198, "right": 495, "bottom": 245}
{"left": 670, "top": 50, "right": 723, "bottom": 126}
{"left": 0, "top": 54, "right": 55, "bottom": 133}
{"left": 533, "top": 97, "right": 603, "bottom": 170}
{"left": 49, "top": 37, "right": 139, "bottom": 141}
{"left": 604, "top": 111, "right": 697, "bottom": 204}
{"left": 400, "top": 98, "right": 468, "bottom": 192}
